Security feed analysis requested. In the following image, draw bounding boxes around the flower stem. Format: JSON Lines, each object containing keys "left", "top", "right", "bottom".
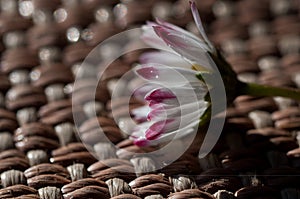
{"left": 239, "top": 82, "right": 300, "bottom": 101}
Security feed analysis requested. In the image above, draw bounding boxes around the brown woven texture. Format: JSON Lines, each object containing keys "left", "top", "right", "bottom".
{"left": 0, "top": 0, "right": 300, "bottom": 198}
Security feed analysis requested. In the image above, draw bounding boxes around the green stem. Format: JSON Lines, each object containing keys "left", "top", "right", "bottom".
{"left": 239, "top": 82, "right": 300, "bottom": 101}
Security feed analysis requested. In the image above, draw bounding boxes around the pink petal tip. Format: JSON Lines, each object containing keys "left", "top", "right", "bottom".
{"left": 133, "top": 138, "right": 149, "bottom": 147}
{"left": 145, "top": 88, "right": 176, "bottom": 102}
{"left": 136, "top": 66, "right": 159, "bottom": 80}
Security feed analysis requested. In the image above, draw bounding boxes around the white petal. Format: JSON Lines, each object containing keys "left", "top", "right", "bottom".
{"left": 146, "top": 82, "right": 209, "bottom": 108}
{"left": 141, "top": 24, "right": 171, "bottom": 52}
{"left": 133, "top": 83, "right": 159, "bottom": 100}
{"left": 148, "top": 120, "right": 199, "bottom": 145}
{"left": 145, "top": 85, "right": 207, "bottom": 103}
{"left": 148, "top": 107, "right": 205, "bottom": 137}
{"left": 190, "top": 1, "right": 214, "bottom": 51}
{"left": 131, "top": 105, "right": 151, "bottom": 122}
{"left": 131, "top": 121, "right": 154, "bottom": 137}
{"left": 134, "top": 64, "right": 201, "bottom": 86}
{"left": 156, "top": 18, "right": 207, "bottom": 47}
{"left": 140, "top": 51, "right": 192, "bottom": 69}
{"left": 153, "top": 26, "right": 214, "bottom": 71}
{"left": 149, "top": 100, "right": 208, "bottom": 121}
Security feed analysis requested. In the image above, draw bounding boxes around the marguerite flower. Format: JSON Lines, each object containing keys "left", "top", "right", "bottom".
{"left": 130, "top": 1, "right": 215, "bottom": 146}
{"left": 130, "top": 1, "right": 300, "bottom": 147}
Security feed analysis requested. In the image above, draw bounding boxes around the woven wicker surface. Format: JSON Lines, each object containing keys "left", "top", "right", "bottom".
{"left": 0, "top": 0, "right": 300, "bottom": 198}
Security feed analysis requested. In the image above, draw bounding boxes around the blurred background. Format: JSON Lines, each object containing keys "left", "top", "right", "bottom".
{"left": 0, "top": 0, "right": 300, "bottom": 198}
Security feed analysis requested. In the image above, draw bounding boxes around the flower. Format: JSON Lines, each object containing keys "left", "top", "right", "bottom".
{"left": 129, "top": 1, "right": 300, "bottom": 147}
{"left": 130, "top": 1, "right": 215, "bottom": 146}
